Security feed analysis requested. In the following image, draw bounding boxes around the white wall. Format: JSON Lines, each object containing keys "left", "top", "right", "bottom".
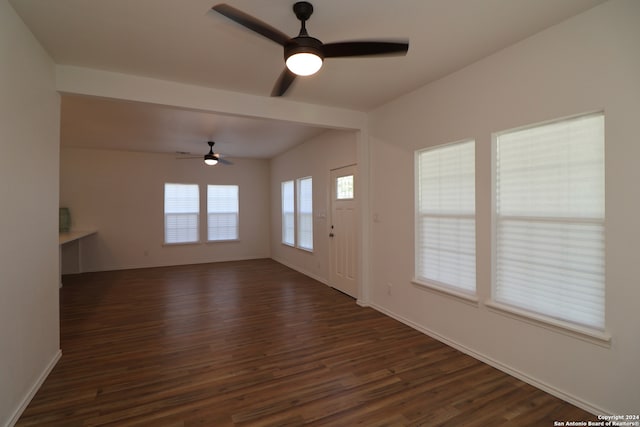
{"left": 270, "top": 130, "right": 357, "bottom": 284}
{"left": 60, "top": 147, "right": 270, "bottom": 272}
{"left": 0, "top": 1, "right": 61, "bottom": 425}
{"left": 367, "top": 0, "right": 640, "bottom": 414}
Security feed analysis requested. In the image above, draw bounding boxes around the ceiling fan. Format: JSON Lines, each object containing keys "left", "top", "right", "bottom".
{"left": 212, "top": 2, "right": 409, "bottom": 96}
{"left": 176, "top": 141, "right": 233, "bottom": 166}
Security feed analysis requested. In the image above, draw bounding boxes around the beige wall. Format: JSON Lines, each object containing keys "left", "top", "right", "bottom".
{"left": 270, "top": 130, "right": 357, "bottom": 284}
{"left": 367, "top": 0, "right": 640, "bottom": 414}
{"left": 0, "top": 1, "right": 61, "bottom": 425}
{"left": 60, "top": 147, "right": 270, "bottom": 272}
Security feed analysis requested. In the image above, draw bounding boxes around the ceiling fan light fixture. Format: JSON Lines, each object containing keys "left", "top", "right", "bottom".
{"left": 204, "top": 155, "right": 218, "bottom": 166}
{"left": 285, "top": 37, "right": 324, "bottom": 76}
{"left": 286, "top": 52, "right": 322, "bottom": 76}
{"left": 204, "top": 141, "right": 219, "bottom": 165}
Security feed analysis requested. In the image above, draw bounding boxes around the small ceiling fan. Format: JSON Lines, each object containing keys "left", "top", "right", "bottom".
{"left": 212, "top": 2, "right": 409, "bottom": 96}
{"left": 176, "top": 141, "right": 233, "bottom": 166}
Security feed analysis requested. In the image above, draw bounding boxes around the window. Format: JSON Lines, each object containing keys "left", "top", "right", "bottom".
{"left": 282, "top": 181, "right": 295, "bottom": 246}
{"left": 336, "top": 175, "right": 354, "bottom": 199}
{"left": 415, "top": 140, "right": 476, "bottom": 294}
{"left": 297, "top": 177, "right": 313, "bottom": 251}
{"left": 207, "top": 185, "right": 239, "bottom": 241}
{"left": 281, "top": 177, "right": 313, "bottom": 251}
{"left": 494, "top": 113, "right": 605, "bottom": 330}
{"left": 164, "top": 183, "right": 199, "bottom": 244}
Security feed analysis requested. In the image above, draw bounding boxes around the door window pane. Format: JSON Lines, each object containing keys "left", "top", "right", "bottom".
{"left": 336, "top": 175, "right": 354, "bottom": 199}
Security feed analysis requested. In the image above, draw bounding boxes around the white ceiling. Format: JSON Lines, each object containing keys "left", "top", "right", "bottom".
{"left": 60, "top": 95, "right": 328, "bottom": 158}
{"left": 11, "top": 0, "right": 605, "bottom": 158}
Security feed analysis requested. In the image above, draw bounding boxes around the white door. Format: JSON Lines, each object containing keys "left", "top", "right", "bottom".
{"left": 329, "top": 165, "right": 358, "bottom": 298}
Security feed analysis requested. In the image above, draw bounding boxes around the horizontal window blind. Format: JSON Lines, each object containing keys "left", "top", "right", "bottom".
{"left": 297, "top": 177, "right": 313, "bottom": 251}
{"left": 416, "top": 140, "right": 476, "bottom": 293}
{"left": 207, "top": 185, "right": 239, "bottom": 241}
{"left": 282, "top": 181, "right": 294, "bottom": 245}
{"left": 164, "top": 183, "right": 199, "bottom": 243}
{"left": 495, "top": 113, "right": 605, "bottom": 330}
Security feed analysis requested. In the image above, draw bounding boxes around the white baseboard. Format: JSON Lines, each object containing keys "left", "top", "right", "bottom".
{"left": 4, "top": 349, "right": 62, "bottom": 427}
{"left": 270, "top": 257, "right": 328, "bottom": 286}
{"left": 367, "top": 302, "right": 609, "bottom": 417}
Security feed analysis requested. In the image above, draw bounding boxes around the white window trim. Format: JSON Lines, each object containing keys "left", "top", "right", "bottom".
{"left": 412, "top": 279, "right": 480, "bottom": 306}
{"left": 163, "top": 241, "right": 201, "bottom": 247}
{"left": 281, "top": 177, "right": 314, "bottom": 252}
{"left": 485, "top": 300, "right": 611, "bottom": 347}
{"left": 207, "top": 185, "right": 240, "bottom": 242}
{"left": 164, "top": 183, "right": 200, "bottom": 245}
{"left": 281, "top": 180, "right": 295, "bottom": 247}
{"left": 489, "top": 111, "right": 606, "bottom": 340}
{"left": 414, "top": 139, "right": 477, "bottom": 298}
{"left": 296, "top": 176, "right": 313, "bottom": 252}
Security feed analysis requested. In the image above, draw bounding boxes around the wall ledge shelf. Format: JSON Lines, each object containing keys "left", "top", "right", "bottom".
{"left": 59, "top": 229, "right": 97, "bottom": 286}
{"left": 59, "top": 229, "right": 97, "bottom": 245}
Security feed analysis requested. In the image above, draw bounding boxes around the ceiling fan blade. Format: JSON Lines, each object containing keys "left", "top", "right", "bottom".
{"left": 271, "top": 68, "right": 297, "bottom": 97}
{"left": 323, "top": 41, "right": 409, "bottom": 58}
{"left": 212, "top": 153, "right": 234, "bottom": 165}
{"left": 212, "top": 4, "right": 290, "bottom": 46}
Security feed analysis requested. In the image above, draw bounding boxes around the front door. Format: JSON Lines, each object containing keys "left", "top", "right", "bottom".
{"left": 329, "top": 165, "right": 358, "bottom": 298}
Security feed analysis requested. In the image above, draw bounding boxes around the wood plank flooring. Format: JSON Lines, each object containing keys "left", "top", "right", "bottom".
{"left": 17, "top": 259, "right": 596, "bottom": 426}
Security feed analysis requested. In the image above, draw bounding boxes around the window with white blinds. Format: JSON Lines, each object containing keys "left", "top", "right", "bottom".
{"left": 494, "top": 112, "right": 605, "bottom": 330}
{"left": 282, "top": 180, "right": 295, "bottom": 246}
{"left": 164, "top": 183, "right": 199, "bottom": 244}
{"left": 415, "top": 140, "right": 476, "bottom": 294}
{"left": 207, "top": 185, "right": 239, "bottom": 241}
{"left": 297, "top": 177, "right": 313, "bottom": 251}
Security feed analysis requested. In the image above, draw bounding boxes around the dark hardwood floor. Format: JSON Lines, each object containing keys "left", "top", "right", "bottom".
{"left": 17, "top": 259, "right": 595, "bottom": 426}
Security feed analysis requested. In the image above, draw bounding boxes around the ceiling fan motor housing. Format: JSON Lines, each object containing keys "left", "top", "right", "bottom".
{"left": 285, "top": 36, "right": 324, "bottom": 61}
{"left": 293, "top": 1, "right": 314, "bottom": 21}
{"left": 286, "top": 2, "right": 323, "bottom": 63}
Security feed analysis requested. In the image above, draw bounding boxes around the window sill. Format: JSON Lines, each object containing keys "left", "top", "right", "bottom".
{"left": 281, "top": 243, "right": 314, "bottom": 253}
{"left": 412, "top": 279, "right": 479, "bottom": 307}
{"left": 485, "top": 300, "right": 611, "bottom": 348}
{"left": 163, "top": 241, "right": 201, "bottom": 247}
{"left": 206, "top": 239, "right": 239, "bottom": 243}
